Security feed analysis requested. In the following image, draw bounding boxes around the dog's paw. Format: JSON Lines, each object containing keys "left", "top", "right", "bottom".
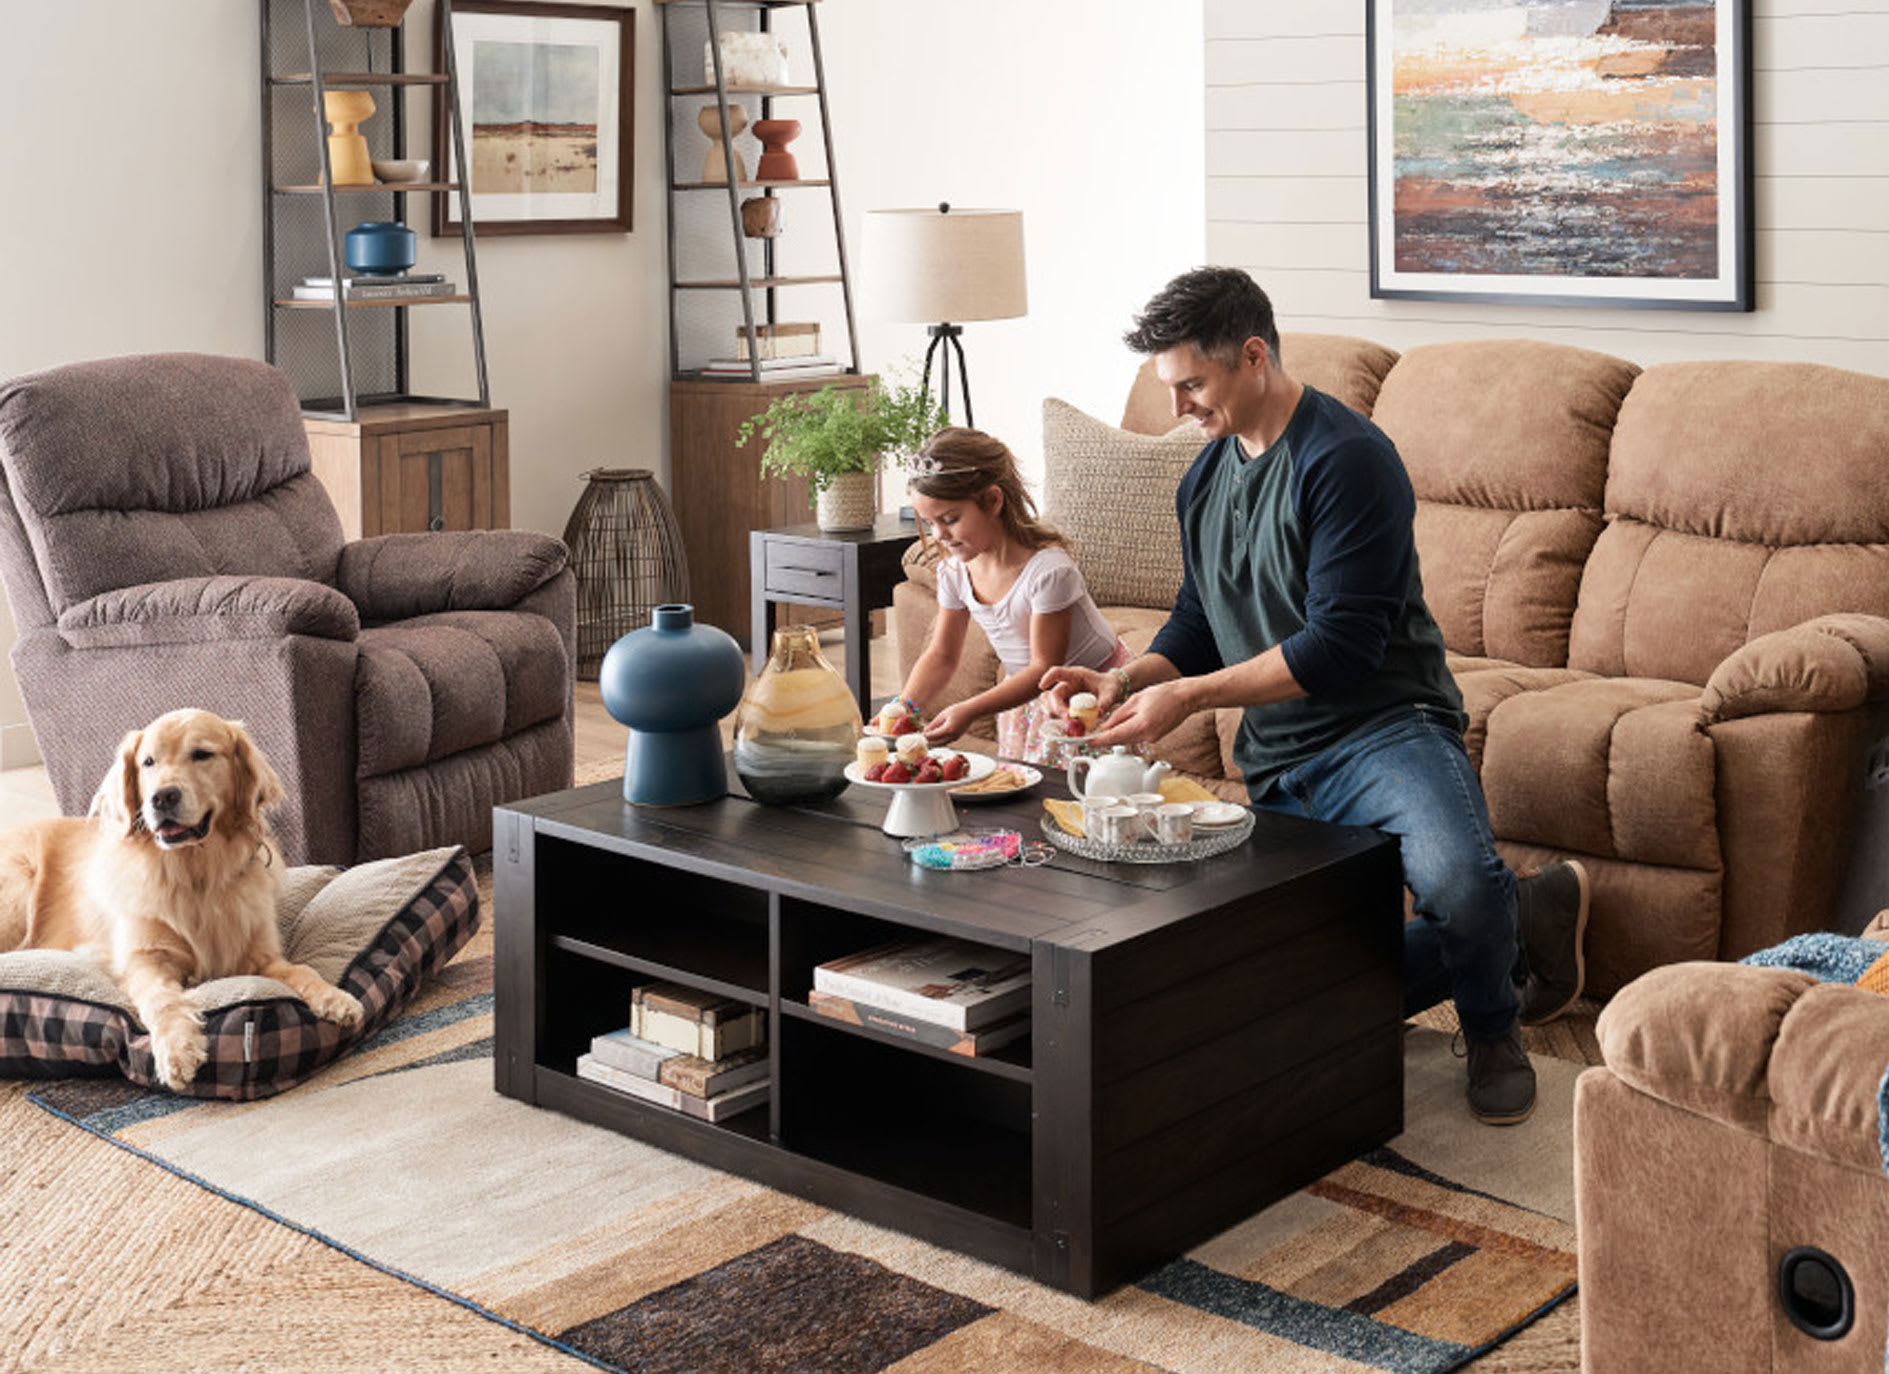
{"left": 152, "top": 1026, "right": 208, "bottom": 1093}
{"left": 309, "top": 985, "right": 365, "bottom": 1030}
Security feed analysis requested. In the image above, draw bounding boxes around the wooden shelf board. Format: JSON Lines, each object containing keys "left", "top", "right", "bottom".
{"left": 671, "top": 84, "right": 820, "bottom": 97}
{"left": 275, "top": 182, "right": 458, "bottom": 194}
{"left": 273, "top": 295, "right": 475, "bottom": 309}
{"left": 673, "top": 178, "right": 831, "bottom": 191}
{"left": 676, "top": 275, "right": 843, "bottom": 290}
{"left": 274, "top": 72, "right": 449, "bottom": 86}
{"left": 781, "top": 1000, "right": 1032, "bottom": 1083}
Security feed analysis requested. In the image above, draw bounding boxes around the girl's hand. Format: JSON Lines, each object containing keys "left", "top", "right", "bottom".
{"left": 1038, "top": 666, "right": 1112, "bottom": 717}
{"left": 922, "top": 703, "right": 974, "bottom": 746}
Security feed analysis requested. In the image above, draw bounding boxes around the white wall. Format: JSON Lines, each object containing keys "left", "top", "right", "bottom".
{"left": 1205, "top": 0, "right": 1889, "bottom": 371}
{"left": 0, "top": 0, "right": 1204, "bottom": 772}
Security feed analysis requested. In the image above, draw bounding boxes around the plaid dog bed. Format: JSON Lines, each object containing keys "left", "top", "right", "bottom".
{"left": 0, "top": 846, "right": 478, "bottom": 1099}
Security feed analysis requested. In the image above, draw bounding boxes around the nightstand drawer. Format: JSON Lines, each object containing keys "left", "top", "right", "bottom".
{"left": 764, "top": 542, "right": 845, "bottom": 602}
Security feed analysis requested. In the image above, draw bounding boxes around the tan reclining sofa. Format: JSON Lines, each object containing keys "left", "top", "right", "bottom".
{"left": 892, "top": 335, "right": 1889, "bottom": 995}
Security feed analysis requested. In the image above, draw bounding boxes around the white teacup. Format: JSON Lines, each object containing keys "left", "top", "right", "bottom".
{"left": 1124, "top": 791, "right": 1166, "bottom": 813}
{"left": 1150, "top": 803, "right": 1195, "bottom": 845}
{"left": 1090, "top": 804, "right": 1140, "bottom": 846}
{"left": 1080, "top": 792, "right": 1126, "bottom": 834}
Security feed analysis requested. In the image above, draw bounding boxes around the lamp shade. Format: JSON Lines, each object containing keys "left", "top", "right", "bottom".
{"left": 861, "top": 206, "right": 1027, "bottom": 324}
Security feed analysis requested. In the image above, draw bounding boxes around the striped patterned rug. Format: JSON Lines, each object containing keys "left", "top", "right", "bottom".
{"left": 27, "top": 887, "right": 1579, "bottom": 1374}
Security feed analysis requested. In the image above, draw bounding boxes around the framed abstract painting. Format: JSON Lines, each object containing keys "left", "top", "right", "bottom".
{"left": 1366, "top": 0, "right": 1751, "bottom": 310}
{"left": 434, "top": 0, "right": 634, "bottom": 236}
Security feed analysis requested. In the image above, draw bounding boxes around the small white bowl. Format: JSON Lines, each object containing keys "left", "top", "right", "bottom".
{"left": 372, "top": 159, "right": 430, "bottom": 184}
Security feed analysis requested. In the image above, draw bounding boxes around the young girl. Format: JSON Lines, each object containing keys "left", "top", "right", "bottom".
{"left": 890, "top": 427, "right": 1129, "bottom": 763}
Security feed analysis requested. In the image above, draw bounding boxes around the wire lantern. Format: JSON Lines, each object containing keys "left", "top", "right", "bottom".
{"left": 561, "top": 469, "right": 691, "bottom": 679}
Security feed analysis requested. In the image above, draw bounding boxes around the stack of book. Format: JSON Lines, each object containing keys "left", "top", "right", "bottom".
{"left": 575, "top": 982, "right": 769, "bottom": 1122}
{"left": 697, "top": 353, "right": 843, "bottom": 382}
{"left": 810, "top": 936, "right": 1031, "bottom": 1056}
{"left": 292, "top": 273, "right": 457, "bottom": 302}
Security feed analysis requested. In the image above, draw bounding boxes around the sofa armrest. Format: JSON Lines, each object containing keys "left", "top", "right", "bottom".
{"left": 55, "top": 575, "right": 359, "bottom": 648}
{"left": 336, "top": 531, "right": 569, "bottom": 621}
{"left": 1701, "top": 612, "right": 1889, "bottom": 723}
{"left": 1598, "top": 961, "right": 1889, "bottom": 1172}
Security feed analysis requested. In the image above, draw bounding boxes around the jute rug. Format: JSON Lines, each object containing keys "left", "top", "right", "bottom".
{"left": 21, "top": 866, "right": 1583, "bottom": 1374}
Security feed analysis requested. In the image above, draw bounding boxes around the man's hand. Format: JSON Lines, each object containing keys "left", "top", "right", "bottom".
{"left": 1086, "top": 679, "right": 1195, "bottom": 749}
{"left": 1039, "top": 665, "right": 1121, "bottom": 718}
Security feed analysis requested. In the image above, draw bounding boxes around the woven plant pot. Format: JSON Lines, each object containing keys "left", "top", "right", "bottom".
{"left": 815, "top": 470, "right": 878, "bottom": 532}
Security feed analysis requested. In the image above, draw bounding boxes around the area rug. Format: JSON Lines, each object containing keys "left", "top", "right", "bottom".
{"left": 27, "top": 931, "right": 1580, "bottom": 1374}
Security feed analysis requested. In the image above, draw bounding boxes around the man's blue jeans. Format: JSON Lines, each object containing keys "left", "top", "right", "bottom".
{"left": 1251, "top": 704, "right": 1520, "bottom": 1039}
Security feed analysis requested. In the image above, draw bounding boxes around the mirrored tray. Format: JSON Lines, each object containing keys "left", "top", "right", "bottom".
{"left": 1038, "top": 809, "right": 1255, "bottom": 864}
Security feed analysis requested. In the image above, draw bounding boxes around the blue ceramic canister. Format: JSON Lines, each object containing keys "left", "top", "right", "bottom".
{"left": 599, "top": 604, "right": 748, "bottom": 806}
{"left": 344, "top": 220, "right": 418, "bottom": 276}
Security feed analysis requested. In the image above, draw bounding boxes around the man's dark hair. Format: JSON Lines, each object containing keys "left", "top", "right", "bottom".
{"left": 1124, "top": 267, "right": 1279, "bottom": 366}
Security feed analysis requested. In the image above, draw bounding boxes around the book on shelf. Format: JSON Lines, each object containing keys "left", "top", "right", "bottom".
{"left": 658, "top": 1043, "right": 770, "bottom": 1097}
{"left": 812, "top": 937, "right": 1032, "bottom": 1032}
{"left": 303, "top": 273, "right": 445, "bottom": 288}
{"left": 587, "top": 1027, "right": 680, "bottom": 1080}
{"left": 807, "top": 989, "right": 1029, "bottom": 1057}
{"left": 698, "top": 355, "right": 841, "bottom": 378}
{"left": 735, "top": 322, "right": 822, "bottom": 361}
{"left": 576, "top": 1053, "right": 770, "bottom": 1122}
{"left": 629, "top": 982, "right": 766, "bottom": 1060}
{"left": 293, "top": 279, "right": 457, "bottom": 301}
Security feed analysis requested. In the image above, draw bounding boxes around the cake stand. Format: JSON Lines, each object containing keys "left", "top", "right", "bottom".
{"left": 843, "top": 750, "right": 997, "bottom": 837}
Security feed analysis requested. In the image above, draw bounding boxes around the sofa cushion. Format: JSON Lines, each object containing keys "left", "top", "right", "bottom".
{"left": 1480, "top": 676, "right": 1717, "bottom": 869}
{"left": 1042, "top": 398, "right": 1200, "bottom": 611}
{"left": 0, "top": 847, "right": 477, "bottom": 1100}
{"left": 1370, "top": 340, "right": 1637, "bottom": 668}
{"left": 355, "top": 611, "right": 569, "bottom": 777}
{"left": 1446, "top": 656, "right": 1595, "bottom": 771}
{"left": 1570, "top": 360, "right": 1889, "bottom": 684}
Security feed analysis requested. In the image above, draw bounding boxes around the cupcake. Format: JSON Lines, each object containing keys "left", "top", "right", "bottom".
{"left": 895, "top": 732, "right": 930, "bottom": 767}
{"left": 1069, "top": 691, "right": 1100, "bottom": 730}
{"left": 856, "top": 735, "right": 889, "bottom": 770}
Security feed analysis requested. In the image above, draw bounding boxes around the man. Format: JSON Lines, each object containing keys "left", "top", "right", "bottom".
{"left": 1043, "top": 267, "right": 1587, "bottom": 1125}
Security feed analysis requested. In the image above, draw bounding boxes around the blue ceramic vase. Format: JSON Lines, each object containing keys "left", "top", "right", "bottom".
{"left": 345, "top": 220, "right": 417, "bottom": 276}
{"left": 599, "top": 604, "right": 748, "bottom": 806}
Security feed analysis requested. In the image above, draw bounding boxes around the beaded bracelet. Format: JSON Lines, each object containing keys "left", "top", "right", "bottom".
{"left": 1110, "top": 667, "right": 1134, "bottom": 699}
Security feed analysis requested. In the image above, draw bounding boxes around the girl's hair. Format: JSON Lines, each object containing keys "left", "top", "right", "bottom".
{"left": 907, "top": 428, "right": 1067, "bottom": 554}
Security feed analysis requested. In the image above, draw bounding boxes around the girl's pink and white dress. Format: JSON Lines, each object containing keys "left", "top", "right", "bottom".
{"left": 935, "top": 547, "right": 1129, "bottom": 764}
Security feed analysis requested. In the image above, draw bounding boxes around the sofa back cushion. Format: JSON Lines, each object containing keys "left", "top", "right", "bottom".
{"left": 1119, "top": 332, "right": 1399, "bottom": 436}
{"left": 0, "top": 353, "right": 344, "bottom": 617}
{"left": 1569, "top": 360, "right": 1889, "bottom": 684}
{"left": 1371, "top": 340, "right": 1639, "bottom": 667}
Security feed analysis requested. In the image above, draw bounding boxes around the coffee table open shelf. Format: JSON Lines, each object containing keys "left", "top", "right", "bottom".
{"left": 495, "top": 770, "right": 1403, "bottom": 1297}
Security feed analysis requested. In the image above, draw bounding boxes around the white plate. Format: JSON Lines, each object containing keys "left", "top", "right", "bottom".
{"left": 950, "top": 763, "right": 1042, "bottom": 803}
{"left": 1191, "top": 801, "right": 1249, "bottom": 829}
{"left": 843, "top": 749, "right": 996, "bottom": 792}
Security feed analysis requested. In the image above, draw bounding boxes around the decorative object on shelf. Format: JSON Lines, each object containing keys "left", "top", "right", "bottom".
{"left": 752, "top": 118, "right": 801, "bottom": 181}
{"left": 434, "top": 0, "right": 635, "bottom": 237}
{"left": 599, "top": 604, "right": 747, "bottom": 807}
{"left": 735, "top": 375, "right": 946, "bottom": 532}
{"left": 740, "top": 195, "right": 782, "bottom": 238}
{"left": 323, "top": 88, "right": 377, "bottom": 186}
{"left": 737, "top": 322, "right": 819, "bottom": 360}
{"left": 327, "top": 0, "right": 413, "bottom": 25}
{"left": 698, "top": 101, "right": 749, "bottom": 183}
{"left": 561, "top": 469, "right": 691, "bottom": 680}
{"left": 861, "top": 204, "right": 1028, "bottom": 428}
{"left": 344, "top": 220, "right": 419, "bottom": 275}
{"left": 371, "top": 158, "right": 430, "bottom": 183}
{"left": 731, "top": 624, "right": 862, "bottom": 806}
{"left": 1365, "top": 0, "right": 1752, "bottom": 311}
{"left": 705, "top": 30, "right": 788, "bottom": 87}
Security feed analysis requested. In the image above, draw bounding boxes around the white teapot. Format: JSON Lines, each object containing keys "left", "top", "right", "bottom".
{"left": 1067, "top": 745, "right": 1171, "bottom": 801}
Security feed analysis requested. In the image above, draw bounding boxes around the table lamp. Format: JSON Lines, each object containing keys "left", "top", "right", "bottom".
{"left": 860, "top": 204, "right": 1027, "bottom": 429}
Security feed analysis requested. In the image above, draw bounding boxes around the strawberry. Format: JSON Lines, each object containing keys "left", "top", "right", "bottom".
{"left": 864, "top": 761, "right": 888, "bottom": 781}
{"left": 940, "top": 754, "right": 969, "bottom": 781}
{"left": 1064, "top": 719, "right": 1086, "bottom": 738}
{"left": 892, "top": 713, "right": 918, "bottom": 736}
{"left": 882, "top": 760, "right": 913, "bottom": 784}
{"left": 915, "top": 761, "right": 943, "bottom": 785}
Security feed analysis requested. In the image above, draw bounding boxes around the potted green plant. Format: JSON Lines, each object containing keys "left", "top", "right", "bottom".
{"left": 735, "top": 375, "right": 945, "bottom": 531}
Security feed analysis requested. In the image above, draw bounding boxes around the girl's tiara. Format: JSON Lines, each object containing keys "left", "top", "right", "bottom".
{"left": 907, "top": 456, "right": 981, "bottom": 477}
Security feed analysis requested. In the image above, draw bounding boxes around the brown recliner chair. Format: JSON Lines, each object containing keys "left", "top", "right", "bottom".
{"left": 0, "top": 353, "right": 575, "bottom": 864}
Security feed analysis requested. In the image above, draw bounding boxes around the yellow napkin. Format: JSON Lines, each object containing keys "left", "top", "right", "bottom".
{"left": 1158, "top": 776, "right": 1219, "bottom": 805}
{"left": 1860, "top": 947, "right": 1889, "bottom": 996}
{"left": 1043, "top": 798, "right": 1086, "bottom": 838}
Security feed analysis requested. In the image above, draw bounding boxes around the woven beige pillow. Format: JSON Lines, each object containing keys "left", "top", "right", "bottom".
{"left": 1041, "top": 397, "right": 1204, "bottom": 610}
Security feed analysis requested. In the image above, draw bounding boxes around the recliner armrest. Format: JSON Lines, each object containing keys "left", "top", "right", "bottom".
{"left": 56, "top": 575, "right": 359, "bottom": 648}
{"left": 336, "top": 531, "right": 569, "bottom": 621}
{"left": 1701, "top": 612, "right": 1889, "bottom": 723}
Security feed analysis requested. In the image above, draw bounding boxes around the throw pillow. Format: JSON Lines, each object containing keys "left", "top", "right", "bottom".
{"left": 1041, "top": 398, "right": 1203, "bottom": 611}
{"left": 0, "top": 846, "right": 477, "bottom": 1099}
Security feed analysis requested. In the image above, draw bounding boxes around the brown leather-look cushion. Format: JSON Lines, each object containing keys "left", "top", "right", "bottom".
{"left": 1700, "top": 611, "right": 1889, "bottom": 722}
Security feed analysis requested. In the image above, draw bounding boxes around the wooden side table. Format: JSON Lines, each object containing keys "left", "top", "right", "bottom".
{"left": 751, "top": 518, "right": 919, "bottom": 718}
{"left": 303, "top": 402, "right": 509, "bottom": 539}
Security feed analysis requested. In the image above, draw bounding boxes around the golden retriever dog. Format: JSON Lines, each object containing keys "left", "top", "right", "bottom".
{"left": 0, "top": 709, "right": 363, "bottom": 1090}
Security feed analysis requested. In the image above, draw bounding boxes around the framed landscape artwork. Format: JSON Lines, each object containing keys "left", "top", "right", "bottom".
{"left": 1366, "top": 0, "right": 1752, "bottom": 310}
{"left": 434, "top": 1, "right": 633, "bottom": 236}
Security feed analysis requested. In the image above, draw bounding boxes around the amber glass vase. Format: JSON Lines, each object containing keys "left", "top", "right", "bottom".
{"left": 732, "top": 625, "right": 862, "bottom": 804}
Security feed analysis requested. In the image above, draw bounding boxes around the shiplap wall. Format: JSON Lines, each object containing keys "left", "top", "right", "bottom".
{"left": 1204, "top": 0, "right": 1889, "bottom": 372}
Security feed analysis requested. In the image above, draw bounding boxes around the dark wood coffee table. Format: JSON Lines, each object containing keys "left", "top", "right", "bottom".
{"left": 493, "top": 768, "right": 1402, "bottom": 1298}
